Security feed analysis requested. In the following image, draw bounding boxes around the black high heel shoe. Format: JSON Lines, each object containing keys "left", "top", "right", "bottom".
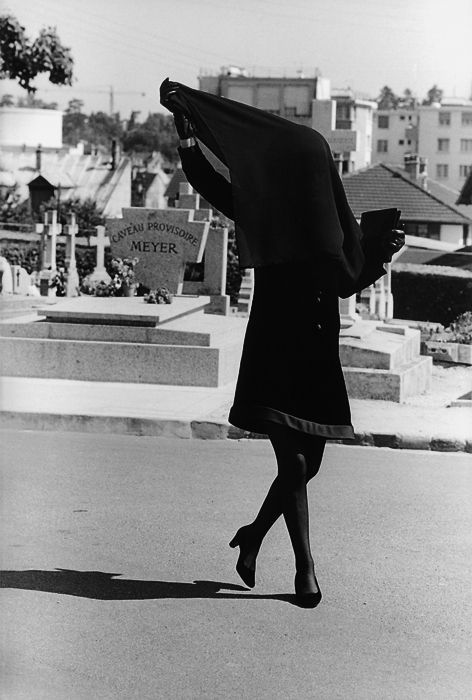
{"left": 229, "top": 526, "right": 257, "bottom": 588}
{"left": 294, "top": 571, "right": 322, "bottom": 608}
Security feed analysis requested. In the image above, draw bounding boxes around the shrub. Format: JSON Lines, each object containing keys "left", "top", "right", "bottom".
{"left": 391, "top": 263, "right": 472, "bottom": 326}
{"left": 426, "top": 311, "right": 472, "bottom": 344}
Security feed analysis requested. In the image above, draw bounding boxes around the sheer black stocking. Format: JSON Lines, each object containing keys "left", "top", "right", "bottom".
{"left": 231, "top": 429, "right": 325, "bottom": 593}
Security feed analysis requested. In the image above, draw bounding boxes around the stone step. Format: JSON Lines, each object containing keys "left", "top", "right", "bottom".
{"left": 0, "top": 312, "right": 247, "bottom": 348}
{"left": 343, "top": 356, "right": 432, "bottom": 402}
{"left": 340, "top": 325, "right": 420, "bottom": 370}
{"left": 0, "top": 335, "right": 244, "bottom": 387}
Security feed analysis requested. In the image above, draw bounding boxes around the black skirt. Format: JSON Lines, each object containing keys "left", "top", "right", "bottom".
{"left": 228, "top": 261, "right": 355, "bottom": 440}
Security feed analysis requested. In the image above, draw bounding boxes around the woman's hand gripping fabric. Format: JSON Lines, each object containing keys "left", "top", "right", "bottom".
{"left": 159, "top": 78, "right": 195, "bottom": 139}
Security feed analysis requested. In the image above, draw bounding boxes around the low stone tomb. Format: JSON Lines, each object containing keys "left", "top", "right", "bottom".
{"left": 107, "top": 207, "right": 210, "bottom": 295}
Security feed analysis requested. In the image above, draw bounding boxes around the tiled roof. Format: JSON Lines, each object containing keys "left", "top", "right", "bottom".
{"left": 457, "top": 171, "right": 472, "bottom": 205}
{"left": 0, "top": 148, "right": 130, "bottom": 216}
{"left": 342, "top": 163, "right": 471, "bottom": 224}
{"left": 425, "top": 178, "right": 472, "bottom": 220}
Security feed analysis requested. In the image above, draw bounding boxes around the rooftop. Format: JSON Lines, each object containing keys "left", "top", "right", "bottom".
{"left": 0, "top": 148, "right": 130, "bottom": 216}
{"left": 343, "top": 163, "right": 472, "bottom": 225}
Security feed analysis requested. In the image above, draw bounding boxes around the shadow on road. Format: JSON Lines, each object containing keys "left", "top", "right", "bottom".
{"left": 0, "top": 569, "right": 299, "bottom": 605}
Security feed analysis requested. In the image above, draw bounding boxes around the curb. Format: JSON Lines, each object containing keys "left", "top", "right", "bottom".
{"left": 2, "top": 410, "right": 469, "bottom": 453}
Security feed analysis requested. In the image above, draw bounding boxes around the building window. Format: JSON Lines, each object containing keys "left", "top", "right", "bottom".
{"left": 378, "top": 115, "right": 389, "bottom": 128}
{"left": 436, "top": 164, "right": 449, "bottom": 178}
{"left": 461, "top": 112, "right": 472, "bottom": 126}
{"left": 437, "top": 138, "right": 450, "bottom": 152}
{"left": 459, "top": 164, "right": 472, "bottom": 177}
{"left": 398, "top": 139, "right": 404, "bottom": 145}
{"left": 408, "top": 115, "right": 412, "bottom": 121}
{"left": 460, "top": 139, "right": 472, "bottom": 152}
{"left": 377, "top": 139, "right": 388, "bottom": 152}
{"left": 438, "top": 112, "right": 451, "bottom": 126}
{"left": 400, "top": 115, "right": 405, "bottom": 121}
{"left": 407, "top": 140, "right": 411, "bottom": 145}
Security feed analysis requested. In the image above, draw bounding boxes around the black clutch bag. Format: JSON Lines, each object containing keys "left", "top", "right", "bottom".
{"left": 360, "top": 208, "right": 401, "bottom": 247}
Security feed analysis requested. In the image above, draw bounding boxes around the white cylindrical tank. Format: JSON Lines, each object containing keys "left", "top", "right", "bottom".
{"left": 0, "top": 108, "right": 63, "bottom": 148}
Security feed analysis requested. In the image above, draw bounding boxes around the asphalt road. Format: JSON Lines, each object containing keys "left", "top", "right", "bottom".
{"left": 1, "top": 431, "right": 471, "bottom": 699}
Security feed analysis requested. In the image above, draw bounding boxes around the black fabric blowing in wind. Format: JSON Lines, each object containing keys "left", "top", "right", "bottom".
{"left": 163, "top": 81, "right": 368, "bottom": 294}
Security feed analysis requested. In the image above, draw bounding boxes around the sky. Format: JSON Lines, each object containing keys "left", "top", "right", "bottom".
{"left": 1, "top": 0, "right": 471, "bottom": 118}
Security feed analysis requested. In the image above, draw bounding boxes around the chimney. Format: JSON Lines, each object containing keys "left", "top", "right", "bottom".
{"left": 404, "top": 154, "right": 428, "bottom": 189}
{"left": 36, "top": 144, "right": 42, "bottom": 172}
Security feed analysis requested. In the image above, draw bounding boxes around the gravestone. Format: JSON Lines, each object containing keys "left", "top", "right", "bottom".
{"left": 177, "top": 182, "right": 230, "bottom": 314}
{"left": 11, "top": 265, "right": 30, "bottom": 295}
{"left": 107, "top": 207, "right": 209, "bottom": 295}
{"left": 237, "top": 268, "right": 254, "bottom": 314}
{"left": 0, "top": 256, "right": 13, "bottom": 294}
{"left": 63, "top": 214, "right": 80, "bottom": 297}
{"left": 36, "top": 210, "right": 61, "bottom": 295}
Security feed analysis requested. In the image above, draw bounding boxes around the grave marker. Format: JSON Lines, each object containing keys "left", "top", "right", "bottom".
{"left": 0, "top": 256, "right": 13, "bottom": 294}
{"left": 36, "top": 210, "right": 62, "bottom": 295}
{"left": 107, "top": 207, "right": 210, "bottom": 295}
{"left": 89, "top": 225, "right": 112, "bottom": 284}
{"left": 64, "top": 213, "right": 80, "bottom": 297}
{"left": 11, "top": 265, "right": 30, "bottom": 295}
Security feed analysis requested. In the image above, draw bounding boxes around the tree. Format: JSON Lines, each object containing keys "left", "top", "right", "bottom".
{"left": 122, "top": 113, "right": 179, "bottom": 161}
{"left": 16, "top": 95, "right": 58, "bottom": 109}
{"left": 37, "top": 196, "right": 104, "bottom": 233}
{"left": 422, "top": 84, "right": 443, "bottom": 105}
{"left": 0, "top": 14, "right": 73, "bottom": 93}
{"left": 376, "top": 85, "right": 400, "bottom": 110}
{"left": 399, "top": 88, "right": 417, "bottom": 110}
{"left": 66, "top": 98, "right": 84, "bottom": 114}
{"left": 0, "top": 93, "right": 15, "bottom": 107}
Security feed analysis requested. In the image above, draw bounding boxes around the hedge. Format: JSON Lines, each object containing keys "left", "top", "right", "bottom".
{"left": 391, "top": 263, "right": 472, "bottom": 325}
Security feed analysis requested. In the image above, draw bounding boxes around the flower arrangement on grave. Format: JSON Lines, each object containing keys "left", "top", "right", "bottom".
{"left": 109, "top": 257, "right": 138, "bottom": 291}
{"left": 48, "top": 267, "right": 67, "bottom": 296}
{"left": 80, "top": 279, "right": 114, "bottom": 297}
{"left": 144, "top": 287, "right": 173, "bottom": 304}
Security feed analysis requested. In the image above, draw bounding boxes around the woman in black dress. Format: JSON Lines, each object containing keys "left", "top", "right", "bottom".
{"left": 161, "top": 79, "right": 404, "bottom": 607}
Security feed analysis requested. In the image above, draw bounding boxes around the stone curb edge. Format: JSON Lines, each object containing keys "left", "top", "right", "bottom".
{"left": 1, "top": 411, "right": 470, "bottom": 453}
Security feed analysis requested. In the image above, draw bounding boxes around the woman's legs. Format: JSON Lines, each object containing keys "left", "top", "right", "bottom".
{"left": 251, "top": 431, "right": 325, "bottom": 541}
{"left": 232, "top": 428, "right": 325, "bottom": 589}
{"left": 268, "top": 429, "right": 324, "bottom": 596}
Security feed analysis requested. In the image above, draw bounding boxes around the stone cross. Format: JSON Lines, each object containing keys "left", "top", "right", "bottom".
{"left": 106, "top": 207, "right": 210, "bottom": 295}
{"left": 63, "top": 213, "right": 80, "bottom": 297}
{"left": 36, "top": 209, "right": 62, "bottom": 272}
{"left": 36, "top": 209, "right": 62, "bottom": 296}
{"left": 88, "top": 225, "right": 111, "bottom": 284}
{"left": 312, "top": 100, "right": 357, "bottom": 162}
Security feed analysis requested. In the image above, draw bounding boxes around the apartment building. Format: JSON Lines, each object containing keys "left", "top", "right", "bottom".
{"left": 372, "top": 100, "right": 472, "bottom": 192}
{"left": 418, "top": 102, "right": 472, "bottom": 192}
{"left": 198, "top": 69, "right": 376, "bottom": 172}
{"left": 199, "top": 70, "right": 330, "bottom": 128}
{"left": 372, "top": 109, "right": 418, "bottom": 165}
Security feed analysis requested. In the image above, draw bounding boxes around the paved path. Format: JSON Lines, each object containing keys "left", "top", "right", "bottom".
{"left": 1, "top": 432, "right": 471, "bottom": 698}
{"left": 1, "top": 372, "right": 471, "bottom": 450}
